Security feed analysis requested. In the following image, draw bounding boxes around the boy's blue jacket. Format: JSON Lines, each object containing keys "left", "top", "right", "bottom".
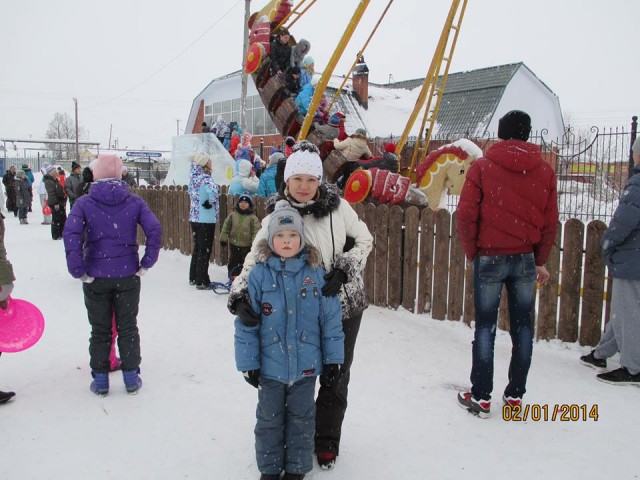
{"left": 234, "top": 240, "right": 344, "bottom": 384}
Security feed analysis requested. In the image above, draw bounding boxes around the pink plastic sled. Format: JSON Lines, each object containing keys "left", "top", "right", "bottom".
{"left": 0, "top": 297, "right": 45, "bottom": 352}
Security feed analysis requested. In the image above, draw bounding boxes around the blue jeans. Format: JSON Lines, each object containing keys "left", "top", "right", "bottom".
{"left": 255, "top": 376, "right": 316, "bottom": 475}
{"left": 471, "top": 253, "right": 536, "bottom": 401}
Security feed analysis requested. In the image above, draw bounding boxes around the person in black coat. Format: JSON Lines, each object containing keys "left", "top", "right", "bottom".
{"left": 76, "top": 166, "right": 94, "bottom": 198}
{"left": 43, "top": 165, "right": 67, "bottom": 240}
{"left": 284, "top": 66, "right": 301, "bottom": 97}
{"left": 2, "top": 166, "right": 17, "bottom": 217}
{"left": 269, "top": 29, "right": 292, "bottom": 76}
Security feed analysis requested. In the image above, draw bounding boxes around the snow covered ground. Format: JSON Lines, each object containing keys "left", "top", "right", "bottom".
{"left": 1, "top": 204, "right": 638, "bottom": 480}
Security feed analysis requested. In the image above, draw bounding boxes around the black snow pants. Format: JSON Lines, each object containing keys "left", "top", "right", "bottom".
{"left": 83, "top": 276, "right": 141, "bottom": 372}
{"left": 315, "top": 312, "right": 363, "bottom": 455}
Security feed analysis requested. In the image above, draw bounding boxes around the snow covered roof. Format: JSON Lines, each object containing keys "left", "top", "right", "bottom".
{"left": 334, "top": 62, "right": 561, "bottom": 140}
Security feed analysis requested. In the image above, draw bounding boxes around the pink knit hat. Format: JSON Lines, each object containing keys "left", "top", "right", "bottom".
{"left": 93, "top": 155, "right": 123, "bottom": 180}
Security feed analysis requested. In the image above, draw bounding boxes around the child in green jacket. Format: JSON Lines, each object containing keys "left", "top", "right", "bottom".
{"left": 220, "top": 194, "right": 261, "bottom": 279}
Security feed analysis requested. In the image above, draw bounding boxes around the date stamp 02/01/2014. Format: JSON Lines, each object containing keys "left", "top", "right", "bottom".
{"left": 502, "top": 404, "right": 599, "bottom": 422}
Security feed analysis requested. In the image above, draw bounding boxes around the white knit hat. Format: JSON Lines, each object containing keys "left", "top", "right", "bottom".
{"left": 191, "top": 152, "right": 211, "bottom": 167}
{"left": 284, "top": 141, "right": 323, "bottom": 183}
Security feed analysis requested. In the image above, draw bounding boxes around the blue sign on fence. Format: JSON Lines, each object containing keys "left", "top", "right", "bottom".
{"left": 126, "top": 151, "right": 162, "bottom": 158}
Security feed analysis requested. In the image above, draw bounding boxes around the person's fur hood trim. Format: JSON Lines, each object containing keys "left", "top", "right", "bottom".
{"left": 253, "top": 239, "right": 322, "bottom": 268}
{"left": 265, "top": 182, "right": 341, "bottom": 219}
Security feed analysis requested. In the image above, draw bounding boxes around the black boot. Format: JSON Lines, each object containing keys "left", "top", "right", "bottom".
{"left": 259, "top": 474, "right": 280, "bottom": 480}
{"left": 0, "top": 390, "right": 16, "bottom": 404}
{"left": 282, "top": 474, "right": 305, "bottom": 480}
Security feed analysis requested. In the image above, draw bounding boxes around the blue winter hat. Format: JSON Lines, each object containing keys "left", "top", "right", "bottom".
{"left": 328, "top": 114, "right": 340, "bottom": 127}
{"left": 236, "top": 147, "right": 252, "bottom": 162}
{"left": 237, "top": 193, "right": 253, "bottom": 208}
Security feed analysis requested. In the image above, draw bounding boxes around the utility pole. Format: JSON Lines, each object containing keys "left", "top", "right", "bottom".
{"left": 177, "top": 119, "right": 180, "bottom": 135}
{"left": 108, "top": 124, "right": 113, "bottom": 149}
{"left": 240, "top": 0, "right": 250, "bottom": 132}
{"left": 73, "top": 97, "right": 79, "bottom": 161}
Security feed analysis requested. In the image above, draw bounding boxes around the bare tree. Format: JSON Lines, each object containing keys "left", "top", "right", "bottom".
{"left": 45, "top": 112, "right": 82, "bottom": 161}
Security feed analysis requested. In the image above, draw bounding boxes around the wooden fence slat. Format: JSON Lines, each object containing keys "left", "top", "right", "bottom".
{"left": 536, "top": 224, "right": 561, "bottom": 340}
{"left": 579, "top": 220, "right": 607, "bottom": 346}
{"left": 447, "top": 211, "right": 465, "bottom": 321}
{"left": 402, "top": 206, "right": 420, "bottom": 313}
{"left": 432, "top": 209, "right": 451, "bottom": 320}
{"left": 558, "top": 219, "right": 584, "bottom": 343}
{"left": 183, "top": 187, "right": 192, "bottom": 256}
{"left": 361, "top": 202, "right": 377, "bottom": 306}
{"left": 374, "top": 205, "right": 389, "bottom": 307}
{"left": 417, "top": 208, "right": 434, "bottom": 314}
{"left": 387, "top": 206, "right": 404, "bottom": 310}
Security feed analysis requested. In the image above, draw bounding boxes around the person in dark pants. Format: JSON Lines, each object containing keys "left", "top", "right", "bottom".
{"left": 234, "top": 200, "right": 344, "bottom": 480}
{"left": 2, "top": 166, "right": 17, "bottom": 217}
{"left": 220, "top": 194, "right": 261, "bottom": 279}
{"left": 187, "top": 153, "right": 220, "bottom": 289}
{"left": 229, "top": 141, "right": 373, "bottom": 470}
{"left": 42, "top": 165, "right": 67, "bottom": 239}
{"left": 456, "top": 110, "right": 558, "bottom": 418}
{"left": 63, "top": 155, "right": 161, "bottom": 396}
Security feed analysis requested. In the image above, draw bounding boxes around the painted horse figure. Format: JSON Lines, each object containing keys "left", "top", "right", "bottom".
{"left": 414, "top": 139, "right": 482, "bottom": 208}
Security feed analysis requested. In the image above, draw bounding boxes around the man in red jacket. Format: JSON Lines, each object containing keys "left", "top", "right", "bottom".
{"left": 456, "top": 110, "right": 559, "bottom": 418}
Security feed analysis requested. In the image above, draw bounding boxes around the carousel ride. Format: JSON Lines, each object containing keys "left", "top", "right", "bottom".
{"left": 244, "top": 0, "right": 481, "bottom": 208}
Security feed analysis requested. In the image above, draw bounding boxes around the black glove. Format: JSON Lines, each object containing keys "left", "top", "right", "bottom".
{"left": 220, "top": 241, "right": 227, "bottom": 247}
{"left": 243, "top": 369, "right": 260, "bottom": 388}
{"left": 321, "top": 364, "right": 341, "bottom": 389}
{"left": 322, "top": 269, "right": 347, "bottom": 297}
{"left": 234, "top": 299, "right": 261, "bottom": 327}
{"left": 202, "top": 200, "right": 213, "bottom": 209}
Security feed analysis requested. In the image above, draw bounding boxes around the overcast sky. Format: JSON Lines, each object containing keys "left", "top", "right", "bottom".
{"left": 1, "top": 0, "right": 638, "bottom": 152}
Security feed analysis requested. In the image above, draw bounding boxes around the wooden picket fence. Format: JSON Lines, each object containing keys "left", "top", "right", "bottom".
{"left": 136, "top": 185, "right": 611, "bottom": 347}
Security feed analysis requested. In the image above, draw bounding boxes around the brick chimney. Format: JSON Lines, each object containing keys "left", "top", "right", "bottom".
{"left": 352, "top": 56, "right": 369, "bottom": 109}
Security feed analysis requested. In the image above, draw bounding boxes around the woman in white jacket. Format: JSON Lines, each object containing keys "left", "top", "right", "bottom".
{"left": 228, "top": 141, "right": 373, "bottom": 471}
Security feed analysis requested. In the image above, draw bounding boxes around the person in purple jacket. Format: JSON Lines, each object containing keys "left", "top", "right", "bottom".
{"left": 63, "top": 155, "right": 162, "bottom": 397}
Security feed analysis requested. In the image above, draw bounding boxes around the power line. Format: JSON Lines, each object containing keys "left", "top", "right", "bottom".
{"left": 84, "top": 0, "right": 242, "bottom": 110}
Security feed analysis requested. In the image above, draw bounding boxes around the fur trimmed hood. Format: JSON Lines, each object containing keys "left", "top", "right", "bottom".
{"left": 253, "top": 238, "right": 322, "bottom": 268}
{"left": 265, "top": 182, "right": 342, "bottom": 219}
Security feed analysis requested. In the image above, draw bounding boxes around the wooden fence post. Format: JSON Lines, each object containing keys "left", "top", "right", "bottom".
{"left": 558, "top": 219, "right": 584, "bottom": 342}
{"left": 402, "top": 206, "right": 420, "bottom": 312}
{"left": 417, "top": 208, "right": 435, "bottom": 314}
{"left": 432, "top": 209, "right": 451, "bottom": 320}
{"left": 374, "top": 204, "right": 389, "bottom": 307}
{"left": 447, "top": 211, "right": 465, "bottom": 321}
{"left": 537, "top": 225, "right": 561, "bottom": 340}
{"left": 579, "top": 220, "right": 607, "bottom": 346}
{"left": 387, "top": 205, "right": 404, "bottom": 310}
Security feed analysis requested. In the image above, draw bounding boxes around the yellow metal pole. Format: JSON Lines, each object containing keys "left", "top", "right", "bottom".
{"left": 275, "top": 0, "right": 318, "bottom": 31}
{"left": 395, "top": 0, "right": 461, "bottom": 156}
{"left": 413, "top": 0, "right": 468, "bottom": 163}
{"left": 298, "top": 0, "right": 371, "bottom": 140}
{"left": 327, "top": 0, "right": 394, "bottom": 113}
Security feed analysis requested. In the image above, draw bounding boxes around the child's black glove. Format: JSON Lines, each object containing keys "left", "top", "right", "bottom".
{"left": 202, "top": 200, "right": 213, "bottom": 209}
{"left": 321, "top": 364, "right": 341, "bottom": 389}
{"left": 322, "top": 269, "right": 347, "bottom": 297}
{"left": 234, "top": 299, "right": 261, "bottom": 327}
{"left": 220, "top": 241, "right": 227, "bottom": 247}
{"left": 243, "top": 369, "right": 260, "bottom": 388}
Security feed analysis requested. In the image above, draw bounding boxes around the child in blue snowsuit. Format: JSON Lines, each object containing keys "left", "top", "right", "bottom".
{"left": 234, "top": 200, "right": 344, "bottom": 480}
